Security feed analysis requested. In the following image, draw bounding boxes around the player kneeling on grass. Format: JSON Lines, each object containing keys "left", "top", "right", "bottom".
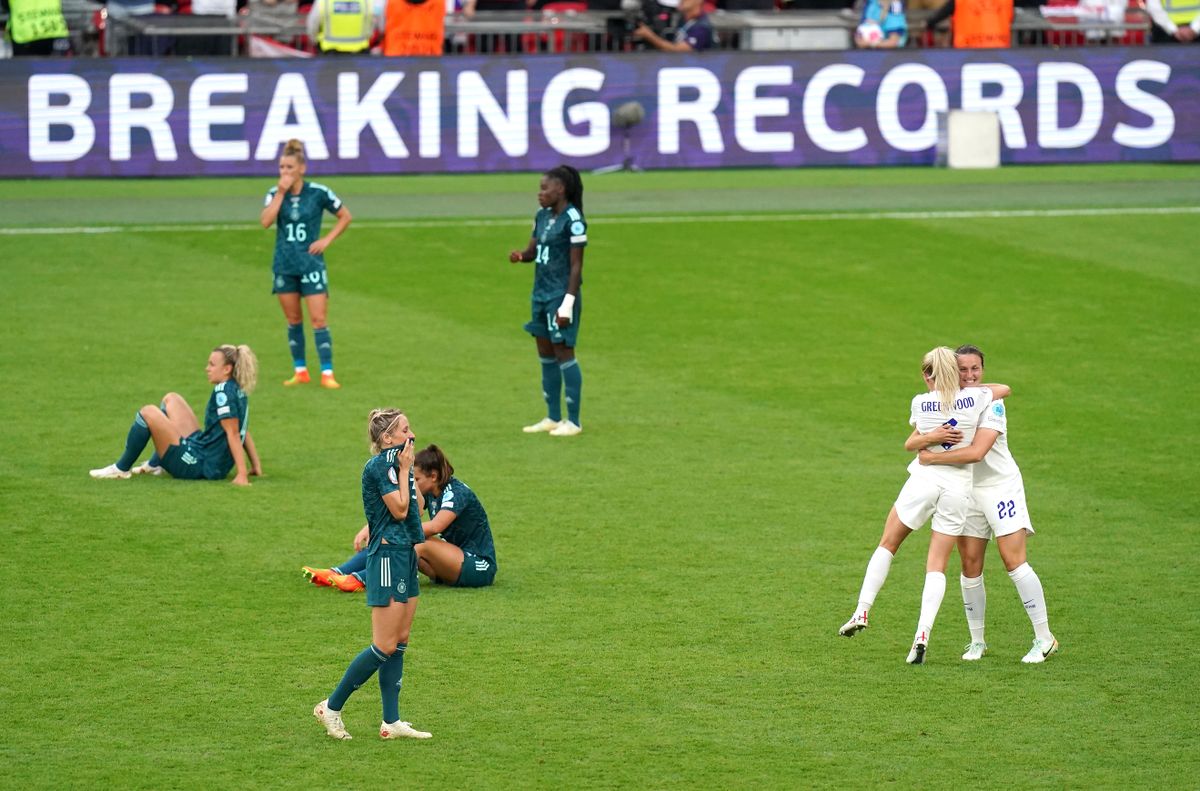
{"left": 89, "top": 345, "right": 261, "bottom": 485}
{"left": 305, "top": 444, "right": 497, "bottom": 591}
{"left": 313, "top": 408, "right": 432, "bottom": 742}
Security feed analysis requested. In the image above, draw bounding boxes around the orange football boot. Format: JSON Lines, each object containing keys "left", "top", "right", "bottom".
{"left": 284, "top": 370, "right": 311, "bottom": 386}
{"left": 330, "top": 573, "right": 365, "bottom": 592}
{"left": 302, "top": 566, "right": 334, "bottom": 587}
{"left": 320, "top": 372, "right": 341, "bottom": 389}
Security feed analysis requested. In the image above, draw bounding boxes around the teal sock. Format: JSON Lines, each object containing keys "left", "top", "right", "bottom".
{"left": 540, "top": 356, "right": 562, "bottom": 421}
{"left": 314, "top": 327, "right": 333, "bottom": 373}
{"left": 287, "top": 323, "right": 306, "bottom": 369}
{"left": 329, "top": 644, "right": 388, "bottom": 710}
{"left": 115, "top": 412, "right": 151, "bottom": 472}
{"left": 378, "top": 643, "right": 406, "bottom": 724}
{"left": 560, "top": 358, "right": 582, "bottom": 426}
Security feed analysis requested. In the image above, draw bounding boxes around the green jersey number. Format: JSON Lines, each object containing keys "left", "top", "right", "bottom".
{"left": 535, "top": 244, "right": 550, "bottom": 265}
{"left": 285, "top": 222, "right": 308, "bottom": 243}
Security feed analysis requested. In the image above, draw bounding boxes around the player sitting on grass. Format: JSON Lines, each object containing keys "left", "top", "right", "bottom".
{"left": 305, "top": 444, "right": 497, "bottom": 591}
{"left": 89, "top": 345, "right": 261, "bottom": 485}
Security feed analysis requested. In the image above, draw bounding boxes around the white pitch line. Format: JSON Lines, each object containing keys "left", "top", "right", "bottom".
{"left": 1, "top": 206, "right": 1198, "bottom": 236}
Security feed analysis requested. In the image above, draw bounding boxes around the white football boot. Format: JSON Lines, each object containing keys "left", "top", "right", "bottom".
{"left": 380, "top": 720, "right": 432, "bottom": 740}
{"left": 131, "top": 461, "right": 163, "bottom": 476}
{"left": 89, "top": 463, "right": 131, "bottom": 480}
{"left": 522, "top": 418, "right": 563, "bottom": 434}
{"left": 313, "top": 699, "right": 352, "bottom": 740}
{"left": 906, "top": 633, "right": 929, "bottom": 665}
{"left": 961, "top": 642, "right": 988, "bottom": 661}
{"left": 1021, "top": 636, "right": 1059, "bottom": 664}
{"left": 838, "top": 611, "right": 869, "bottom": 637}
{"left": 549, "top": 421, "right": 582, "bottom": 437}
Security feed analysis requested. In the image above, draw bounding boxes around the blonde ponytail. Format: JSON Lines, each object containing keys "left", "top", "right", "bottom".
{"left": 214, "top": 344, "right": 258, "bottom": 395}
{"left": 921, "top": 346, "right": 959, "bottom": 412}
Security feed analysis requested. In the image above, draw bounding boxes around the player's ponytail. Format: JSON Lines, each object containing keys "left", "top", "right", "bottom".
{"left": 415, "top": 444, "right": 454, "bottom": 489}
{"left": 282, "top": 138, "right": 306, "bottom": 165}
{"left": 546, "top": 164, "right": 583, "bottom": 212}
{"left": 921, "top": 346, "right": 959, "bottom": 412}
{"left": 368, "top": 408, "right": 406, "bottom": 455}
{"left": 214, "top": 344, "right": 258, "bottom": 395}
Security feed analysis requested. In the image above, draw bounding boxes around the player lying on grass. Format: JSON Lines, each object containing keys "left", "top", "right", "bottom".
{"left": 917, "top": 344, "right": 1058, "bottom": 664}
{"left": 313, "top": 408, "right": 432, "bottom": 742}
{"left": 838, "top": 346, "right": 1005, "bottom": 664}
{"left": 305, "top": 444, "right": 497, "bottom": 591}
{"left": 89, "top": 345, "right": 261, "bottom": 485}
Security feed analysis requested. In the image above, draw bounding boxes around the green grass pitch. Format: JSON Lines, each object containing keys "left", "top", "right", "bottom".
{"left": 1, "top": 165, "right": 1197, "bottom": 789}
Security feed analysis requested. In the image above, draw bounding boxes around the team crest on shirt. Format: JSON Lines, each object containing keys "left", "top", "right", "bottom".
{"left": 216, "top": 392, "right": 228, "bottom": 407}
{"left": 387, "top": 467, "right": 399, "bottom": 485}
{"left": 571, "top": 221, "right": 585, "bottom": 235}
{"left": 993, "top": 403, "right": 1005, "bottom": 416}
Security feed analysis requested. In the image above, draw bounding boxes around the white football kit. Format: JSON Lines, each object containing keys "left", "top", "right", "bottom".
{"left": 893, "top": 386, "right": 993, "bottom": 536}
{"left": 961, "top": 398, "right": 1034, "bottom": 539}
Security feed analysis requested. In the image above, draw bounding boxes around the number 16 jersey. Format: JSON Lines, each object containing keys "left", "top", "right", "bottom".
{"left": 264, "top": 181, "right": 343, "bottom": 276}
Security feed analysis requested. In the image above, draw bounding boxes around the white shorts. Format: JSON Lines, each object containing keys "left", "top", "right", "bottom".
{"left": 962, "top": 481, "right": 1035, "bottom": 540}
{"left": 893, "top": 475, "right": 970, "bottom": 536}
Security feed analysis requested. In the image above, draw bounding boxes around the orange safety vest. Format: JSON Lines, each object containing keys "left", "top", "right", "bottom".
{"left": 384, "top": 0, "right": 445, "bottom": 56}
{"left": 952, "top": 0, "right": 1013, "bottom": 48}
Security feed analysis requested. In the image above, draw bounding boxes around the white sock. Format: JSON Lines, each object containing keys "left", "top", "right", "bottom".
{"left": 1008, "top": 562, "right": 1052, "bottom": 642}
{"left": 961, "top": 574, "right": 987, "bottom": 643}
{"left": 916, "top": 571, "right": 947, "bottom": 643}
{"left": 855, "top": 547, "right": 894, "bottom": 614}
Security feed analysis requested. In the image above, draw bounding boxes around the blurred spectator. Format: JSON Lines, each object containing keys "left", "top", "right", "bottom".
{"left": 925, "top": 0, "right": 1012, "bottom": 46}
{"left": 853, "top": 0, "right": 907, "bottom": 46}
{"left": 191, "top": 0, "right": 239, "bottom": 15}
{"left": 1144, "top": 0, "right": 1199, "bottom": 42}
{"left": 306, "top": 0, "right": 377, "bottom": 52}
{"left": 633, "top": 0, "right": 713, "bottom": 49}
{"left": 383, "top": 0, "right": 444, "bottom": 53}
{"left": 1, "top": 0, "right": 68, "bottom": 53}
{"left": 105, "top": 0, "right": 154, "bottom": 18}
{"left": 247, "top": 0, "right": 299, "bottom": 28}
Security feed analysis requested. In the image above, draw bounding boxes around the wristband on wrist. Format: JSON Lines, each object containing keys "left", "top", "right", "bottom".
{"left": 558, "top": 293, "right": 576, "bottom": 318}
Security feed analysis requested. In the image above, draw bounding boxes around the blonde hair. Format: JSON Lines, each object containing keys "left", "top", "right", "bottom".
{"left": 214, "top": 344, "right": 258, "bottom": 395}
{"left": 281, "top": 138, "right": 306, "bottom": 165}
{"left": 368, "top": 408, "right": 406, "bottom": 455}
{"left": 921, "top": 346, "right": 959, "bottom": 412}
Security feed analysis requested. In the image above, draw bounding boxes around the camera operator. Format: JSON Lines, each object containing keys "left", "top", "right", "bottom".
{"left": 634, "top": 0, "right": 715, "bottom": 50}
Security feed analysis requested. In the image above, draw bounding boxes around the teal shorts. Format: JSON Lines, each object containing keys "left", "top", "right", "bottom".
{"left": 366, "top": 544, "right": 420, "bottom": 606}
{"left": 159, "top": 440, "right": 207, "bottom": 480}
{"left": 524, "top": 296, "right": 580, "bottom": 348}
{"left": 273, "top": 269, "right": 328, "bottom": 297}
{"left": 452, "top": 552, "right": 496, "bottom": 588}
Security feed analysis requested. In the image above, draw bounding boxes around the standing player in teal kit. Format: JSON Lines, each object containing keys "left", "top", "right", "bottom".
{"left": 313, "top": 408, "right": 433, "bottom": 742}
{"left": 508, "top": 165, "right": 587, "bottom": 437}
{"left": 261, "top": 138, "right": 352, "bottom": 389}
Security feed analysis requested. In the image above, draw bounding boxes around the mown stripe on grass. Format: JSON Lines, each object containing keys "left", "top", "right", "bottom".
{"left": 3, "top": 206, "right": 1199, "bottom": 235}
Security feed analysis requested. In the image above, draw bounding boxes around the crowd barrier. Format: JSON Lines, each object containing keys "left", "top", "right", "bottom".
{"left": 3, "top": 5, "right": 1154, "bottom": 57}
{"left": 1, "top": 47, "right": 1196, "bottom": 177}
